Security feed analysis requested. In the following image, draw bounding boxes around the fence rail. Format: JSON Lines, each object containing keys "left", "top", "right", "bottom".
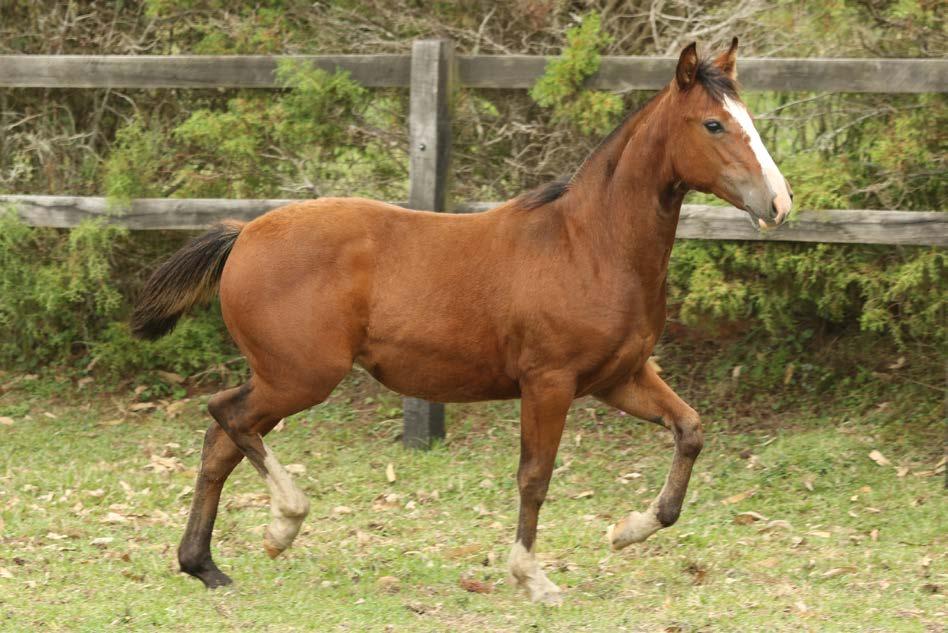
{"left": 1, "top": 54, "right": 946, "bottom": 93}
{"left": 2, "top": 196, "right": 944, "bottom": 247}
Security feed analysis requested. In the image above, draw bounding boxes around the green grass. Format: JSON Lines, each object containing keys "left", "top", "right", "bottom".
{"left": 0, "top": 371, "right": 944, "bottom": 632}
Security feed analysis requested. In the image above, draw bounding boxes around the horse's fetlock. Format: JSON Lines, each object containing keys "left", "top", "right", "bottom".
{"left": 178, "top": 545, "right": 209, "bottom": 575}
{"left": 278, "top": 494, "right": 309, "bottom": 519}
{"left": 656, "top": 501, "right": 682, "bottom": 527}
{"left": 676, "top": 414, "right": 703, "bottom": 459}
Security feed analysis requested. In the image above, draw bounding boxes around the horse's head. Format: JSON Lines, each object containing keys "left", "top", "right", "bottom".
{"left": 668, "top": 38, "right": 792, "bottom": 229}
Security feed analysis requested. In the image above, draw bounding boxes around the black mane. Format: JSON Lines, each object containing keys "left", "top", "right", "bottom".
{"left": 519, "top": 178, "right": 571, "bottom": 210}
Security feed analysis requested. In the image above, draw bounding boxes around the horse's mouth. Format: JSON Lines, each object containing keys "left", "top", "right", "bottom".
{"left": 743, "top": 208, "right": 778, "bottom": 232}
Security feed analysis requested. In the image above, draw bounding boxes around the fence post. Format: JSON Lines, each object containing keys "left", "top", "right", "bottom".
{"left": 402, "top": 39, "right": 455, "bottom": 449}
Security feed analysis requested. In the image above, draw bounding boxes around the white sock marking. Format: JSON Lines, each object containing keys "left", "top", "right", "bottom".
{"left": 508, "top": 541, "right": 562, "bottom": 604}
{"left": 261, "top": 441, "right": 309, "bottom": 553}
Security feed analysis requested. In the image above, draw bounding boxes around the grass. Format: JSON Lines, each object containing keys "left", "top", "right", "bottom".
{"left": 0, "top": 369, "right": 944, "bottom": 632}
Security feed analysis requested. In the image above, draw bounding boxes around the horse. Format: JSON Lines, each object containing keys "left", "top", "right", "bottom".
{"left": 131, "top": 38, "right": 791, "bottom": 604}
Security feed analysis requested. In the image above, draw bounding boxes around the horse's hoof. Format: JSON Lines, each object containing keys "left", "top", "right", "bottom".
{"left": 608, "top": 510, "right": 661, "bottom": 550}
{"left": 531, "top": 586, "right": 563, "bottom": 606}
{"left": 263, "top": 531, "right": 285, "bottom": 559}
{"left": 180, "top": 556, "right": 233, "bottom": 589}
{"left": 203, "top": 570, "right": 233, "bottom": 589}
{"left": 510, "top": 572, "right": 564, "bottom": 605}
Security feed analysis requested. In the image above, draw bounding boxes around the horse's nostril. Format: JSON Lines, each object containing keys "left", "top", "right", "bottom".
{"left": 770, "top": 200, "right": 778, "bottom": 218}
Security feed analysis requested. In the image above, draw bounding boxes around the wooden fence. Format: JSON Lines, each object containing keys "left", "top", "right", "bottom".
{"left": 2, "top": 43, "right": 946, "bottom": 447}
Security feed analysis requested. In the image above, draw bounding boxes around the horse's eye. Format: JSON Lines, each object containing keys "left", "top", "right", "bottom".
{"left": 704, "top": 120, "right": 724, "bottom": 134}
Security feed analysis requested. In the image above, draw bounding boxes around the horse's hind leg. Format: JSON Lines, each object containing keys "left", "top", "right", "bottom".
{"left": 205, "top": 379, "right": 320, "bottom": 560}
{"left": 178, "top": 419, "right": 278, "bottom": 588}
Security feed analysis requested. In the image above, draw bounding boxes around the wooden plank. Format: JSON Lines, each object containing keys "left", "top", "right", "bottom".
{"left": 0, "top": 54, "right": 410, "bottom": 88}
{"left": 402, "top": 39, "right": 456, "bottom": 449}
{"left": 675, "top": 206, "right": 948, "bottom": 246}
{"left": 0, "top": 195, "right": 293, "bottom": 230}
{"left": 460, "top": 56, "right": 948, "bottom": 93}
{"left": 1, "top": 196, "right": 944, "bottom": 246}
{"left": 1, "top": 55, "right": 944, "bottom": 93}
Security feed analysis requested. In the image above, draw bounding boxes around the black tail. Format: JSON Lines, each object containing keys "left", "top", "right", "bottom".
{"left": 131, "top": 221, "right": 244, "bottom": 340}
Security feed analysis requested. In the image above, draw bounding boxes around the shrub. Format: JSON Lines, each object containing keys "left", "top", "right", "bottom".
{"left": 0, "top": 208, "right": 235, "bottom": 376}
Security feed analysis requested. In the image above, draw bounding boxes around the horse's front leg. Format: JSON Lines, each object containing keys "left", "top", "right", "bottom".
{"left": 596, "top": 363, "right": 703, "bottom": 549}
{"left": 508, "top": 372, "right": 574, "bottom": 604}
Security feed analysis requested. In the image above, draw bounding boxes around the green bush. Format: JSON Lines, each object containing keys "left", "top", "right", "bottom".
{"left": 529, "top": 13, "right": 624, "bottom": 136}
{"left": 0, "top": 210, "right": 125, "bottom": 367}
{"left": 103, "top": 62, "right": 406, "bottom": 200}
{"left": 0, "top": 208, "right": 234, "bottom": 376}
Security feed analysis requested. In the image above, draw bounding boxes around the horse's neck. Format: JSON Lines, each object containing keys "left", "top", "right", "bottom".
{"left": 567, "top": 101, "right": 683, "bottom": 283}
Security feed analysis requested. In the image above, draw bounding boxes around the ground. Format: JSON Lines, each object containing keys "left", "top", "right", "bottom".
{"left": 0, "top": 369, "right": 944, "bottom": 632}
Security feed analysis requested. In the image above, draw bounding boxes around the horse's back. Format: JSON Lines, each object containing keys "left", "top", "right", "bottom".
{"left": 218, "top": 197, "right": 517, "bottom": 400}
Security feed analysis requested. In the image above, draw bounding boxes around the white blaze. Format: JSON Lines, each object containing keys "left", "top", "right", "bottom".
{"left": 723, "top": 96, "right": 790, "bottom": 215}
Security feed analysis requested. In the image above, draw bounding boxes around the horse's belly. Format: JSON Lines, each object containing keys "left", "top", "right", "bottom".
{"left": 355, "top": 343, "right": 519, "bottom": 403}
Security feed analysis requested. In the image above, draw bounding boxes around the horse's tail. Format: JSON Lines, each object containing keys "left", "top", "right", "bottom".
{"left": 131, "top": 220, "right": 244, "bottom": 340}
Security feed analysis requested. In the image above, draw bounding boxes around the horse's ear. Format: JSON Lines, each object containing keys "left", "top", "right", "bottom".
{"left": 714, "top": 36, "right": 739, "bottom": 80}
{"left": 675, "top": 42, "right": 699, "bottom": 91}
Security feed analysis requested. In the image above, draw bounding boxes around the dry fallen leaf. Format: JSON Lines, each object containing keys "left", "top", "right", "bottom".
{"left": 808, "top": 530, "right": 832, "bottom": 539}
{"left": 459, "top": 576, "right": 494, "bottom": 594}
{"left": 385, "top": 463, "right": 396, "bottom": 483}
{"left": 572, "top": 490, "right": 594, "bottom": 500}
{"left": 285, "top": 463, "right": 306, "bottom": 475}
{"left": 446, "top": 544, "right": 480, "bottom": 559}
{"left": 376, "top": 576, "right": 400, "bottom": 593}
{"left": 821, "top": 566, "right": 857, "bottom": 579}
{"left": 165, "top": 401, "right": 188, "bottom": 417}
{"left": 733, "top": 511, "right": 767, "bottom": 525}
{"left": 868, "top": 450, "right": 891, "bottom": 467}
{"left": 760, "top": 519, "right": 793, "bottom": 532}
{"left": 0, "top": 416, "right": 13, "bottom": 426}
{"left": 129, "top": 402, "right": 156, "bottom": 412}
{"left": 721, "top": 488, "right": 757, "bottom": 505}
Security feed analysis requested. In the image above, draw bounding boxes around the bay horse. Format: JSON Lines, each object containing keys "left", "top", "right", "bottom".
{"left": 132, "top": 39, "right": 791, "bottom": 604}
